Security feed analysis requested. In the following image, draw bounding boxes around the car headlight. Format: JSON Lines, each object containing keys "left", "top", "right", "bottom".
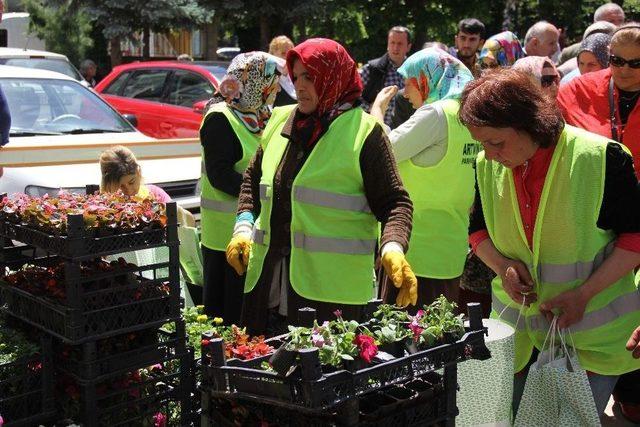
{"left": 24, "top": 185, "right": 87, "bottom": 197}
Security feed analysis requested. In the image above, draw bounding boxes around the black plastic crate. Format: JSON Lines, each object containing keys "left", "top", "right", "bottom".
{"left": 57, "top": 351, "right": 193, "bottom": 427}
{"left": 202, "top": 327, "right": 486, "bottom": 410}
{"left": 201, "top": 371, "right": 451, "bottom": 427}
{"left": 0, "top": 259, "right": 181, "bottom": 343}
{"left": 0, "top": 202, "right": 178, "bottom": 261}
{"left": 0, "top": 338, "right": 56, "bottom": 427}
{"left": 55, "top": 323, "right": 187, "bottom": 381}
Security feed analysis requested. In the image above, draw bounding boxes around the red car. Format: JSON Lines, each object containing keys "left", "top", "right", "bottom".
{"left": 95, "top": 61, "right": 224, "bottom": 138}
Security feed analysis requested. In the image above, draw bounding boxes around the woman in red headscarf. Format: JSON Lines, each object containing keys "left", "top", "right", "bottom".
{"left": 224, "top": 38, "right": 416, "bottom": 335}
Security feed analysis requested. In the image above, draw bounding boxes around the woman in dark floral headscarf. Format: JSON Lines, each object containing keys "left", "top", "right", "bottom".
{"left": 199, "top": 51, "right": 283, "bottom": 322}
{"left": 225, "top": 38, "right": 416, "bottom": 335}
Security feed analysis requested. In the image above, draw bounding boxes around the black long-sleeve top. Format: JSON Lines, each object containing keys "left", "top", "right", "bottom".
{"left": 199, "top": 112, "right": 245, "bottom": 197}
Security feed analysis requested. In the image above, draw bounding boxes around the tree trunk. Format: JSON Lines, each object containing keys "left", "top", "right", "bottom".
{"left": 259, "top": 14, "right": 270, "bottom": 51}
{"left": 204, "top": 13, "right": 220, "bottom": 60}
{"left": 109, "top": 36, "right": 122, "bottom": 66}
{"left": 143, "top": 26, "right": 151, "bottom": 60}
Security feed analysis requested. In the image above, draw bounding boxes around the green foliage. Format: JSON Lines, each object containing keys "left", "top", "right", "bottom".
{"left": 21, "top": 0, "right": 93, "bottom": 66}
{"left": 0, "top": 324, "right": 39, "bottom": 365}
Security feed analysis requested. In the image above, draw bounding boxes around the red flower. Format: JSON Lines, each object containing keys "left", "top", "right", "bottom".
{"left": 353, "top": 334, "right": 378, "bottom": 363}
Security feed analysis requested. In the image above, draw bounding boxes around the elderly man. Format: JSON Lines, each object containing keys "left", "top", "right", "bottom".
{"left": 594, "top": 2, "right": 625, "bottom": 26}
{"left": 360, "top": 26, "right": 412, "bottom": 126}
{"left": 523, "top": 21, "right": 560, "bottom": 59}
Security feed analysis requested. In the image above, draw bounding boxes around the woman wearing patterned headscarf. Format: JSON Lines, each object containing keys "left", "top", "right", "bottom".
{"left": 371, "top": 48, "right": 482, "bottom": 310}
{"left": 225, "top": 38, "right": 416, "bottom": 335}
{"left": 200, "top": 51, "right": 283, "bottom": 322}
{"left": 479, "top": 31, "right": 525, "bottom": 68}
{"left": 561, "top": 33, "right": 611, "bottom": 85}
{"left": 514, "top": 56, "right": 561, "bottom": 97}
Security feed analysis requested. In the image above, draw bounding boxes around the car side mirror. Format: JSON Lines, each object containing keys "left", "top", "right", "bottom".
{"left": 193, "top": 100, "right": 208, "bottom": 115}
{"left": 122, "top": 114, "right": 138, "bottom": 128}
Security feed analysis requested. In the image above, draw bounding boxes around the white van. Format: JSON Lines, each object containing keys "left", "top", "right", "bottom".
{"left": 0, "top": 12, "right": 45, "bottom": 50}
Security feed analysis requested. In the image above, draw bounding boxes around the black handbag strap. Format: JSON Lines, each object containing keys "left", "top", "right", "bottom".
{"left": 609, "top": 77, "right": 620, "bottom": 142}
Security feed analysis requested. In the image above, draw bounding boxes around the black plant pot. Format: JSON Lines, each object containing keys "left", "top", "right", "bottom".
{"left": 269, "top": 344, "right": 297, "bottom": 376}
{"left": 378, "top": 341, "right": 405, "bottom": 358}
{"left": 344, "top": 357, "right": 367, "bottom": 372}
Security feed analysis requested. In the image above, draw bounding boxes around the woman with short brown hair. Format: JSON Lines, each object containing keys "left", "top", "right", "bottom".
{"left": 462, "top": 68, "right": 640, "bottom": 418}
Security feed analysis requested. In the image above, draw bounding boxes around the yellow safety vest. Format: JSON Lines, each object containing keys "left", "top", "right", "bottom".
{"left": 478, "top": 125, "right": 640, "bottom": 375}
{"left": 244, "top": 105, "right": 380, "bottom": 304}
{"left": 200, "top": 102, "right": 259, "bottom": 251}
{"left": 399, "top": 99, "right": 479, "bottom": 278}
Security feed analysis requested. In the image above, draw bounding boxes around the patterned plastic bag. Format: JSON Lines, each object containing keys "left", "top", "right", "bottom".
{"left": 514, "top": 317, "right": 599, "bottom": 427}
{"left": 457, "top": 319, "right": 515, "bottom": 427}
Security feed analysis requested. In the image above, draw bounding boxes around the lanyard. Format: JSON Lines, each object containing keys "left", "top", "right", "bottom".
{"left": 609, "top": 78, "right": 620, "bottom": 142}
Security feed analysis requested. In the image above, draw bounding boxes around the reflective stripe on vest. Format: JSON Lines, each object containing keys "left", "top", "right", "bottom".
{"left": 293, "top": 186, "right": 371, "bottom": 212}
{"left": 493, "top": 290, "right": 640, "bottom": 333}
{"left": 260, "top": 183, "right": 270, "bottom": 201}
{"left": 536, "top": 242, "right": 614, "bottom": 284}
{"left": 200, "top": 197, "right": 237, "bottom": 213}
{"left": 293, "top": 232, "right": 376, "bottom": 255}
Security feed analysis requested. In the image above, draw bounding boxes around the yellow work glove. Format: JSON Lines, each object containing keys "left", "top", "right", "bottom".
{"left": 381, "top": 251, "right": 418, "bottom": 307}
{"left": 225, "top": 234, "right": 252, "bottom": 276}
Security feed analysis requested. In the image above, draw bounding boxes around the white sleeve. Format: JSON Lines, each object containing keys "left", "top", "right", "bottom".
{"left": 387, "top": 103, "right": 448, "bottom": 163}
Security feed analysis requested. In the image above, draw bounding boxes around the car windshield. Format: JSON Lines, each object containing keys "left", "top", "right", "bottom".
{"left": 0, "top": 58, "right": 82, "bottom": 81}
{"left": 0, "top": 77, "right": 135, "bottom": 136}
{"left": 201, "top": 65, "right": 227, "bottom": 82}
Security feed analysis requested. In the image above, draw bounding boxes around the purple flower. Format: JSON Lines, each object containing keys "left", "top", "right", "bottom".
{"left": 333, "top": 309, "right": 343, "bottom": 318}
{"left": 311, "top": 333, "right": 325, "bottom": 348}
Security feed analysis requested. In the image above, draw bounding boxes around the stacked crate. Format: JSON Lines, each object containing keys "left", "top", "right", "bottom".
{"left": 200, "top": 304, "right": 489, "bottom": 427}
{"left": 0, "top": 195, "right": 193, "bottom": 426}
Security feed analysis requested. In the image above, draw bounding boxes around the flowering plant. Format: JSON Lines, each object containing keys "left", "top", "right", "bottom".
{"left": 0, "top": 191, "right": 166, "bottom": 234}
{"left": 371, "top": 304, "right": 413, "bottom": 346}
{"left": 284, "top": 311, "right": 378, "bottom": 368}
{"left": 1, "top": 257, "right": 169, "bottom": 305}
{"left": 410, "top": 296, "right": 465, "bottom": 347}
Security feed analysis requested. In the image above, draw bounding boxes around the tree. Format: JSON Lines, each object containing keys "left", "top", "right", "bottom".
{"left": 21, "top": 0, "right": 93, "bottom": 66}
{"left": 40, "top": 0, "right": 207, "bottom": 65}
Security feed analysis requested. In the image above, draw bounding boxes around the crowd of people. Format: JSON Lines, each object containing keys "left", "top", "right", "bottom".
{"left": 85, "top": 2, "right": 640, "bottom": 424}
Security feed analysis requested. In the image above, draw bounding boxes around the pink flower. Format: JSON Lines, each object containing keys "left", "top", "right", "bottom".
{"left": 415, "top": 310, "right": 425, "bottom": 320}
{"left": 0, "top": 415, "right": 4, "bottom": 426}
{"left": 311, "top": 333, "right": 325, "bottom": 348}
{"left": 409, "top": 320, "right": 423, "bottom": 341}
{"left": 353, "top": 334, "right": 378, "bottom": 363}
{"left": 333, "top": 309, "right": 342, "bottom": 318}
{"left": 153, "top": 412, "right": 167, "bottom": 427}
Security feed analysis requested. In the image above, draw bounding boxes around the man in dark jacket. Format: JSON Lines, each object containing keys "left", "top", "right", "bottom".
{"left": 360, "top": 26, "right": 411, "bottom": 126}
